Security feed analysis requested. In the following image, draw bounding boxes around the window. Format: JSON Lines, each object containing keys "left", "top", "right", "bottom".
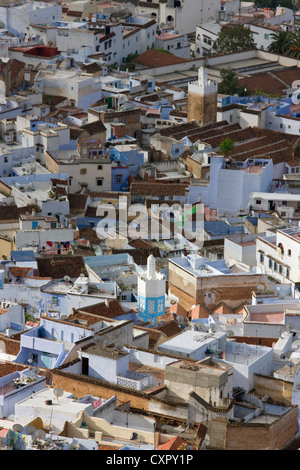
{"left": 288, "top": 249, "right": 292, "bottom": 256}
{"left": 80, "top": 168, "right": 87, "bottom": 175}
{"left": 279, "top": 264, "right": 282, "bottom": 274}
{"left": 286, "top": 268, "right": 290, "bottom": 278}
{"left": 96, "top": 178, "right": 103, "bottom": 186}
{"left": 256, "top": 199, "right": 262, "bottom": 205}
{"left": 97, "top": 165, "right": 103, "bottom": 170}
{"left": 116, "top": 175, "right": 122, "bottom": 183}
{"left": 268, "top": 258, "right": 272, "bottom": 268}
{"left": 260, "top": 253, "right": 264, "bottom": 263}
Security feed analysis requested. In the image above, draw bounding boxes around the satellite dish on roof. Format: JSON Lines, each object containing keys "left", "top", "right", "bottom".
{"left": 12, "top": 424, "right": 24, "bottom": 433}
{"left": 35, "top": 429, "right": 46, "bottom": 440}
{"left": 63, "top": 276, "right": 70, "bottom": 282}
{"left": 27, "top": 425, "right": 37, "bottom": 435}
{"left": 226, "top": 330, "right": 234, "bottom": 338}
{"left": 177, "top": 315, "right": 185, "bottom": 325}
{"left": 196, "top": 322, "right": 205, "bottom": 331}
{"left": 209, "top": 323, "right": 216, "bottom": 332}
{"left": 278, "top": 326, "right": 285, "bottom": 336}
{"left": 32, "top": 367, "right": 40, "bottom": 375}
{"left": 286, "top": 323, "right": 295, "bottom": 331}
{"left": 53, "top": 388, "right": 63, "bottom": 400}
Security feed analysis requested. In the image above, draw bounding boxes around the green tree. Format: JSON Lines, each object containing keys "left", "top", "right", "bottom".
{"left": 219, "top": 137, "right": 235, "bottom": 157}
{"left": 218, "top": 67, "right": 249, "bottom": 96}
{"left": 288, "top": 30, "right": 300, "bottom": 59}
{"left": 267, "top": 30, "right": 293, "bottom": 55}
{"left": 212, "top": 24, "right": 256, "bottom": 55}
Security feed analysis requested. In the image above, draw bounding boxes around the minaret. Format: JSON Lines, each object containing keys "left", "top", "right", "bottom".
{"left": 187, "top": 66, "right": 217, "bottom": 126}
{"left": 137, "top": 255, "right": 166, "bottom": 324}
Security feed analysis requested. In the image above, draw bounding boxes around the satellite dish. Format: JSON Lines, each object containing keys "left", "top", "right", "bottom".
{"left": 286, "top": 323, "right": 295, "bottom": 331}
{"left": 196, "top": 322, "right": 205, "bottom": 331}
{"left": 80, "top": 273, "right": 85, "bottom": 278}
{"left": 177, "top": 315, "right": 185, "bottom": 325}
{"left": 27, "top": 425, "right": 37, "bottom": 435}
{"left": 53, "top": 388, "right": 63, "bottom": 399}
{"left": 209, "top": 323, "right": 216, "bottom": 332}
{"left": 35, "top": 429, "right": 46, "bottom": 440}
{"left": 12, "top": 424, "right": 24, "bottom": 433}
{"left": 278, "top": 326, "right": 285, "bottom": 336}
{"left": 60, "top": 315, "right": 68, "bottom": 320}
{"left": 226, "top": 330, "right": 234, "bottom": 338}
{"left": 63, "top": 275, "right": 70, "bottom": 282}
{"left": 32, "top": 367, "right": 40, "bottom": 375}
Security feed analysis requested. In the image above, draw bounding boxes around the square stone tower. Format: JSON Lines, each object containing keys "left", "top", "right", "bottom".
{"left": 188, "top": 66, "right": 217, "bottom": 126}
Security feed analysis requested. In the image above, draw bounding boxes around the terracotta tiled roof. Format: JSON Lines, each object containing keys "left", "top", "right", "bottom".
{"left": 239, "top": 66, "right": 300, "bottom": 96}
{"left": 157, "top": 436, "right": 191, "bottom": 450}
{"left": 80, "top": 120, "right": 106, "bottom": 135}
{"left": 68, "top": 193, "right": 88, "bottom": 212}
{"left": 110, "top": 247, "right": 161, "bottom": 265}
{"left": 132, "top": 49, "right": 190, "bottom": 68}
{"left": 153, "top": 320, "right": 182, "bottom": 337}
{"left": 77, "top": 300, "right": 128, "bottom": 319}
{"left": 79, "top": 226, "right": 104, "bottom": 244}
{"left": 0, "top": 204, "right": 20, "bottom": 221}
{"left": 8, "top": 266, "right": 32, "bottom": 278}
{"left": 37, "top": 256, "right": 88, "bottom": 279}
{"left": 130, "top": 182, "right": 188, "bottom": 196}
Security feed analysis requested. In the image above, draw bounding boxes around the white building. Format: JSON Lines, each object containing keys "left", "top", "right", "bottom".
{"left": 224, "top": 232, "right": 261, "bottom": 268}
{"left": 218, "top": 341, "right": 273, "bottom": 392}
{"left": 46, "top": 149, "right": 112, "bottom": 194}
{"left": 158, "top": 328, "right": 227, "bottom": 360}
{"left": 256, "top": 227, "right": 300, "bottom": 285}
{"left": 195, "top": 22, "right": 220, "bottom": 56}
{"left": 249, "top": 192, "right": 300, "bottom": 217}
{"left": 14, "top": 387, "right": 95, "bottom": 434}
{"left": 155, "top": 30, "right": 190, "bottom": 58}
{"left": 137, "top": 0, "right": 221, "bottom": 35}
{"left": 0, "top": 1, "right": 62, "bottom": 37}
{"left": 192, "top": 155, "right": 273, "bottom": 217}
{"left": 33, "top": 69, "right": 102, "bottom": 111}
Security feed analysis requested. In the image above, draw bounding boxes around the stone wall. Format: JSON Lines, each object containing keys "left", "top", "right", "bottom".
{"left": 187, "top": 91, "right": 217, "bottom": 126}
{"left": 254, "top": 374, "right": 293, "bottom": 405}
{"left": 51, "top": 369, "right": 188, "bottom": 421}
{"left": 224, "top": 406, "right": 298, "bottom": 450}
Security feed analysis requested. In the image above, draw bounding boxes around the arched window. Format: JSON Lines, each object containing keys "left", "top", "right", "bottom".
{"left": 277, "top": 243, "right": 284, "bottom": 255}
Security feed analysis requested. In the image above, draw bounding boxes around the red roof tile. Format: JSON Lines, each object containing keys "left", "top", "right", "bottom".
{"left": 132, "top": 49, "right": 190, "bottom": 68}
